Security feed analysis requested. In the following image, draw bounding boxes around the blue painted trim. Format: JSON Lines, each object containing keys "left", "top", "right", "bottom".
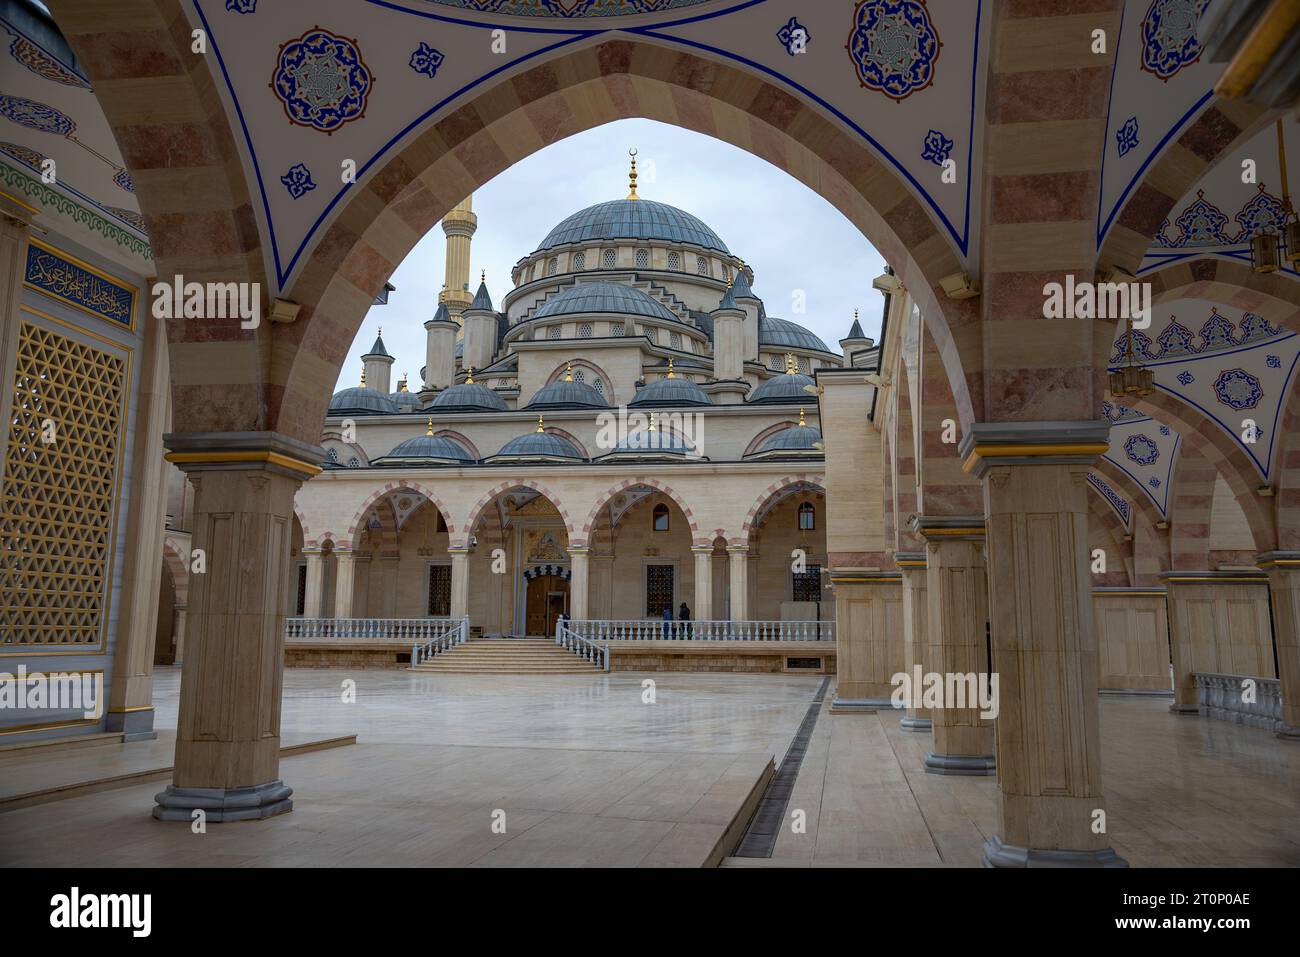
{"left": 1086, "top": 472, "right": 1132, "bottom": 529}
{"left": 1103, "top": 429, "right": 1178, "bottom": 516}
{"left": 0, "top": 153, "right": 147, "bottom": 238}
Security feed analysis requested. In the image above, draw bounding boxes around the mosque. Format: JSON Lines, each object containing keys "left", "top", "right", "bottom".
{"left": 0, "top": 0, "right": 1296, "bottom": 872}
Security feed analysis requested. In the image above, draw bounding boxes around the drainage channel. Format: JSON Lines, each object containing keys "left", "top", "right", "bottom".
{"left": 732, "top": 676, "right": 830, "bottom": 858}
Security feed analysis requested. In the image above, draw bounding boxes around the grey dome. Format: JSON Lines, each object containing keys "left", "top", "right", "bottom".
{"left": 759, "top": 424, "right": 822, "bottom": 452}
{"left": 431, "top": 381, "right": 508, "bottom": 412}
{"left": 759, "top": 316, "right": 830, "bottom": 352}
{"left": 748, "top": 372, "right": 816, "bottom": 404}
{"left": 536, "top": 199, "right": 729, "bottom": 254}
{"left": 535, "top": 282, "right": 677, "bottom": 323}
{"left": 390, "top": 390, "right": 421, "bottom": 411}
{"left": 378, "top": 434, "right": 472, "bottom": 464}
{"left": 608, "top": 428, "right": 692, "bottom": 456}
{"left": 329, "top": 387, "right": 399, "bottom": 416}
{"left": 527, "top": 377, "right": 609, "bottom": 410}
{"left": 493, "top": 430, "right": 582, "bottom": 460}
{"left": 629, "top": 376, "right": 711, "bottom": 407}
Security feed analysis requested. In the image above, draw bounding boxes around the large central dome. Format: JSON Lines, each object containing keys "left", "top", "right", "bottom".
{"left": 535, "top": 199, "right": 730, "bottom": 254}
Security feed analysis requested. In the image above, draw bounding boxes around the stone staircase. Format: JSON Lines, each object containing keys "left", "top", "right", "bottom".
{"left": 409, "top": 638, "right": 604, "bottom": 674}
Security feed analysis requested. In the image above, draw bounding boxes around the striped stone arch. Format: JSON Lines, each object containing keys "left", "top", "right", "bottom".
{"left": 358, "top": 497, "right": 399, "bottom": 556}
{"left": 1093, "top": 458, "right": 1163, "bottom": 533}
{"left": 1085, "top": 492, "right": 1133, "bottom": 587}
{"left": 55, "top": 9, "right": 975, "bottom": 443}
{"left": 545, "top": 358, "right": 613, "bottom": 392}
{"left": 432, "top": 429, "right": 481, "bottom": 461}
{"left": 740, "top": 474, "right": 827, "bottom": 544}
{"left": 578, "top": 478, "right": 700, "bottom": 547}
{"left": 742, "top": 421, "right": 801, "bottom": 457}
{"left": 1271, "top": 364, "right": 1300, "bottom": 550}
{"left": 1148, "top": 259, "right": 1300, "bottom": 332}
{"left": 461, "top": 480, "right": 575, "bottom": 549}
{"left": 293, "top": 504, "right": 315, "bottom": 548}
{"left": 161, "top": 537, "right": 190, "bottom": 606}
{"left": 1168, "top": 441, "right": 1218, "bottom": 570}
{"left": 1098, "top": 99, "right": 1272, "bottom": 277}
{"left": 345, "top": 482, "right": 457, "bottom": 550}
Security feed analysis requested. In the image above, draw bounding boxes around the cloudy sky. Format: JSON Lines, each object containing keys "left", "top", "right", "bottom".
{"left": 339, "top": 117, "right": 887, "bottom": 391}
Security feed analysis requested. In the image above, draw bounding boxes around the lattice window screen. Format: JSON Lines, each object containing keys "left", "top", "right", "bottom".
{"left": 2, "top": 321, "right": 125, "bottom": 645}
{"left": 428, "top": 564, "right": 451, "bottom": 616}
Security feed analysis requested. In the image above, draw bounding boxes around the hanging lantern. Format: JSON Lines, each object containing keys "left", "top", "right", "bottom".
{"left": 1252, "top": 226, "right": 1281, "bottom": 273}
{"left": 1285, "top": 216, "right": 1300, "bottom": 265}
{"left": 1271, "top": 118, "right": 1299, "bottom": 266}
{"left": 1108, "top": 318, "right": 1154, "bottom": 398}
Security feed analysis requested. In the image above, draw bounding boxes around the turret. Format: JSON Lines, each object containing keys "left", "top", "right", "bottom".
{"left": 361, "top": 329, "right": 394, "bottom": 395}
{"left": 731, "top": 263, "right": 761, "bottom": 362}
{"left": 839, "top": 309, "right": 875, "bottom": 368}
{"left": 440, "top": 194, "right": 477, "bottom": 325}
{"left": 422, "top": 300, "right": 458, "bottom": 396}
{"left": 710, "top": 282, "right": 748, "bottom": 403}
{"left": 462, "top": 272, "right": 497, "bottom": 373}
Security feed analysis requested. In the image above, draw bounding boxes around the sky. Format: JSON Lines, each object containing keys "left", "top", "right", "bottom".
{"left": 339, "top": 117, "right": 887, "bottom": 392}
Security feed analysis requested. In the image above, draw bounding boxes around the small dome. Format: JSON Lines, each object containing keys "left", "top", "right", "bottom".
{"left": 493, "top": 430, "right": 582, "bottom": 460}
{"left": 748, "top": 372, "right": 815, "bottom": 404}
{"left": 527, "top": 376, "right": 609, "bottom": 410}
{"left": 378, "top": 434, "right": 472, "bottom": 464}
{"left": 758, "top": 424, "right": 823, "bottom": 453}
{"left": 534, "top": 282, "right": 678, "bottom": 323}
{"left": 535, "top": 199, "right": 729, "bottom": 255}
{"left": 390, "top": 390, "right": 421, "bottom": 411}
{"left": 431, "top": 381, "right": 508, "bottom": 412}
{"left": 606, "top": 428, "right": 693, "bottom": 458}
{"left": 629, "top": 376, "right": 711, "bottom": 407}
{"left": 329, "top": 387, "right": 399, "bottom": 416}
{"left": 759, "top": 316, "right": 830, "bottom": 352}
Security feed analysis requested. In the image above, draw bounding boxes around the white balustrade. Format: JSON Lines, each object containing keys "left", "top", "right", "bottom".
{"left": 555, "top": 620, "right": 610, "bottom": 671}
{"left": 566, "top": 619, "right": 833, "bottom": 643}
{"left": 284, "top": 616, "right": 468, "bottom": 654}
{"left": 1193, "top": 672, "right": 1283, "bottom": 731}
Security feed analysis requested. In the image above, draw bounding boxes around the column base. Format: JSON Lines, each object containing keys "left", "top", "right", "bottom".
{"left": 830, "top": 696, "right": 893, "bottom": 714}
{"left": 1277, "top": 724, "right": 1300, "bottom": 741}
{"left": 923, "top": 752, "right": 995, "bottom": 775}
{"left": 982, "top": 835, "right": 1128, "bottom": 868}
{"left": 1169, "top": 703, "right": 1200, "bottom": 715}
{"left": 105, "top": 708, "right": 155, "bottom": 741}
{"left": 153, "top": 781, "right": 294, "bottom": 823}
{"left": 899, "top": 716, "right": 932, "bottom": 732}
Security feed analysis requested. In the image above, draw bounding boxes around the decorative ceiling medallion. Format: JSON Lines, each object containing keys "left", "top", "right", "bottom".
{"left": 1212, "top": 368, "right": 1263, "bottom": 412}
{"left": 271, "top": 28, "right": 374, "bottom": 134}
{"left": 1123, "top": 433, "right": 1160, "bottom": 466}
{"left": 0, "top": 93, "right": 75, "bottom": 136}
{"left": 1139, "top": 0, "right": 1209, "bottom": 82}
{"left": 420, "top": 0, "right": 712, "bottom": 16}
{"left": 846, "top": 0, "right": 941, "bottom": 102}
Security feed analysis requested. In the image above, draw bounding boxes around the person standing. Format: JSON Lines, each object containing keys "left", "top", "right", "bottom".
{"left": 678, "top": 601, "right": 692, "bottom": 638}
{"left": 661, "top": 604, "right": 673, "bottom": 639}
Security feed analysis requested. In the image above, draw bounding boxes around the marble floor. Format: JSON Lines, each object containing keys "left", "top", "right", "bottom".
{"left": 1, "top": 668, "right": 1297, "bottom": 867}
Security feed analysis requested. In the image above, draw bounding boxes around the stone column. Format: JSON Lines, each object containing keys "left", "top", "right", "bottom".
{"left": 172, "top": 606, "right": 188, "bottom": 665}
{"left": 153, "top": 433, "right": 320, "bottom": 823}
{"left": 896, "top": 552, "right": 931, "bottom": 732}
{"left": 379, "top": 552, "right": 399, "bottom": 616}
{"left": 962, "top": 424, "right": 1125, "bottom": 867}
{"left": 568, "top": 547, "right": 589, "bottom": 621}
{"left": 727, "top": 545, "right": 749, "bottom": 621}
{"left": 332, "top": 549, "right": 355, "bottom": 620}
{"left": 106, "top": 288, "right": 170, "bottom": 740}
{"left": 1256, "top": 552, "right": 1300, "bottom": 739}
{"left": 913, "top": 518, "right": 994, "bottom": 774}
{"left": 448, "top": 547, "right": 470, "bottom": 620}
{"left": 302, "top": 548, "right": 324, "bottom": 618}
{"left": 829, "top": 573, "right": 901, "bottom": 712}
{"left": 692, "top": 546, "right": 713, "bottom": 622}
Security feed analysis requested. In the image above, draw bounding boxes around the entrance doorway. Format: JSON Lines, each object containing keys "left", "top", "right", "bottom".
{"left": 525, "top": 574, "right": 569, "bottom": 637}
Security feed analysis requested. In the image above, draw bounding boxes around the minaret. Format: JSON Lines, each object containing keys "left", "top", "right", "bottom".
{"left": 440, "top": 194, "right": 477, "bottom": 327}
{"left": 361, "top": 329, "right": 394, "bottom": 394}
{"left": 462, "top": 271, "right": 498, "bottom": 373}
{"left": 839, "top": 309, "right": 875, "bottom": 368}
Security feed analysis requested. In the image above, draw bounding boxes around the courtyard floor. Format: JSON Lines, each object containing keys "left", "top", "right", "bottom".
{"left": 1, "top": 668, "right": 1296, "bottom": 867}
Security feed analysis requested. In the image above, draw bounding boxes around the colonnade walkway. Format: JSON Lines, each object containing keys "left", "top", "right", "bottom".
{"left": 1, "top": 670, "right": 1296, "bottom": 868}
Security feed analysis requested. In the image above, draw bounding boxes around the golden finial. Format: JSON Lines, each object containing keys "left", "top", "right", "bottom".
{"left": 564, "top": 361, "right": 574, "bottom": 382}
{"left": 799, "top": 407, "right": 806, "bottom": 427}
{"left": 854, "top": 307, "right": 859, "bottom": 322}
{"left": 360, "top": 367, "right": 366, "bottom": 388}
{"left": 537, "top": 413, "right": 545, "bottom": 433}
{"left": 480, "top": 269, "right": 485, "bottom": 284}
{"left": 649, "top": 412, "right": 658, "bottom": 432}
{"left": 627, "top": 148, "right": 639, "bottom": 200}
{"left": 426, "top": 417, "right": 434, "bottom": 437}
{"left": 785, "top": 353, "right": 795, "bottom": 375}
{"left": 465, "top": 366, "right": 474, "bottom": 384}
{"left": 398, "top": 372, "right": 409, "bottom": 392}
{"left": 666, "top": 357, "right": 675, "bottom": 379}
{"left": 378, "top": 326, "right": 382, "bottom": 337}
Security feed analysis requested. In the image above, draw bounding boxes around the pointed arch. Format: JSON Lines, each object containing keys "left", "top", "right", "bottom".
{"left": 461, "top": 481, "right": 575, "bottom": 549}
{"left": 344, "top": 482, "right": 457, "bottom": 550}
{"left": 578, "top": 477, "right": 701, "bottom": 547}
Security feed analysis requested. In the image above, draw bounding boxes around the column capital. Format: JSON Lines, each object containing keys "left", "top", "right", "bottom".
{"left": 567, "top": 546, "right": 591, "bottom": 556}
{"left": 959, "top": 420, "right": 1110, "bottom": 478}
{"left": 690, "top": 544, "right": 715, "bottom": 555}
{"left": 164, "top": 430, "right": 325, "bottom": 480}
{"left": 894, "top": 551, "right": 927, "bottom": 569}
{"left": 1256, "top": 551, "right": 1300, "bottom": 570}
{"left": 301, "top": 546, "right": 324, "bottom": 557}
{"left": 1160, "top": 569, "right": 1269, "bottom": 585}
{"left": 725, "top": 544, "right": 749, "bottom": 555}
{"left": 446, "top": 546, "right": 471, "bottom": 555}
{"left": 908, "top": 514, "right": 985, "bottom": 541}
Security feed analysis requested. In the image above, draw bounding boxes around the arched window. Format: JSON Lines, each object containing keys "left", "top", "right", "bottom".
{"left": 578, "top": 322, "right": 593, "bottom": 338}
{"left": 667, "top": 251, "right": 680, "bottom": 271}
{"left": 611, "top": 321, "right": 625, "bottom": 337}
{"left": 547, "top": 325, "right": 562, "bottom": 339}
{"left": 798, "top": 502, "right": 815, "bottom": 530}
{"left": 644, "top": 327, "right": 658, "bottom": 344}
{"left": 347, "top": 457, "right": 360, "bottom": 468}
{"left": 573, "top": 251, "right": 586, "bottom": 270}
{"left": 696, "top": 256, "right": 708, "bottom": 275}
{"left": 769, "top": 354, "right": 784, "bottom": 371}
{"left": 652, "top": 503, "right": 670, "bottom": 532}
{"left": 602, "top": 248, "right": 616, "bottom": 268}
{"left": 547, "top": 258, "right": 558, "bottom": 276}
{"left": 722, "top": 263, "right": 731, "bottom": 283}
{"left": 573, "top": 369, "right": 586, "bottom": 383}
{"left": 635, "top": 248, "right": 650, "bottom": 268}
{"left": 669, "top": 332, "right": 681, "bottom": 349}
{"left": 798, "top": 356, "right": 811, "bottom": 374}
{"left": 327, "top": 447, "right": 339, "bottom": 461}
{"left": 593, "top": 379, "right": 605, "bottom": 396}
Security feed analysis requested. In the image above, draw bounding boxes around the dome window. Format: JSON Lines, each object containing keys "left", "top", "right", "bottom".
{"left": 696, "top": 256, "right": 708, "bottom": 276}
{"left": 652, "top": 503, "right": 670, "bottom": 532}
{"left": 643, "top": 326, "right": 657, "bottom": 344}
{"left": 602, "top": 248, "right": 616, "bottom": 268}
{"left": 327, "top": 447, "right": 339, "bottom": 461}
{"left": 669, "top": 332, "right": 681, "bottom": 349}
{"left": 722, "top": 264, "right": 731, "bottom": 283}
{"left": 548, "top": 325, "right": 563, "bottom": 340}
{"left": 798, "top": 502, "right": 815, "bottom": 530}
{"left": 347, "top": 457, "right": 360, "bottom": 469}
{"left": 574, "top": 251, "right": 586, "bottom": 270}
{"left": 636, "top": 248, "right": 649, "bottom": 268}
{"left": 770, "top": 354, "right": 784, "bottom": 371}
{"left": 798, "top": 356, "right": 811, "bottom": 374}
{"left": 547, "top": 257, "right": 558, "bottom": 276}
{"left": 579, "top": 322, "right": 593, "bottom": 338}
{"left": 573, "top": 369, "right": 586, "bottom": 383}
{"left": 611, "top": 321, "right": 625, "bottom": 337}
{"left": 667, "top": 252, "right": 680, "bottom": 271}
{"left": 593, "top": 379, "right": 605, "bottom": 396}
